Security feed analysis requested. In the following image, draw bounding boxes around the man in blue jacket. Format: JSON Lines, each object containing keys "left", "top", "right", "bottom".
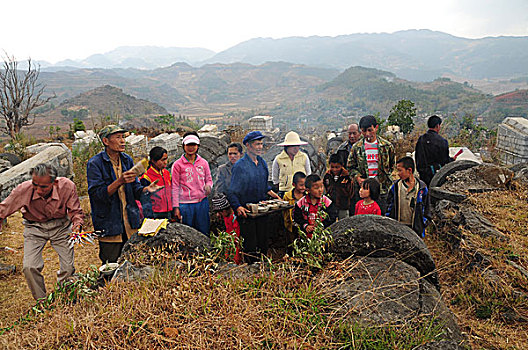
{"left": 227, "top": 131, "right": 280, "bottom": 262}
{"left": 87, "top": 125, "right": 161, "bottom": 263}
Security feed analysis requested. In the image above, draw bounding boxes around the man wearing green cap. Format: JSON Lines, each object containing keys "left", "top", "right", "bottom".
{"left": 87, "top": 125, "right": 161, "bottom": 263}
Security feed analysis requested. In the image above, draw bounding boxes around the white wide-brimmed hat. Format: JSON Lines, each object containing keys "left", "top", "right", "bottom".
{"left": 277, "top": 131, "right": 308, "bottom": 146}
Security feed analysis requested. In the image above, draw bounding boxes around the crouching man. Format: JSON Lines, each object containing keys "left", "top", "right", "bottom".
{"left": 0, "top": 163, "right": 84, "bottom": 301}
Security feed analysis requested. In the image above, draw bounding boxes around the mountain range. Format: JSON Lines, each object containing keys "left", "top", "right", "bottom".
{"left": 38, "top": 30, "right": 528, "bottom": 82}
{"left": 33, "top": 61, "right": 526, "bottom": 134}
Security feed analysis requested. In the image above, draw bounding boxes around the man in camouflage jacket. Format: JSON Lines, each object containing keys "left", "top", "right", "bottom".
{"left": 347, "top": 115, "right": 395, "bottom": 214}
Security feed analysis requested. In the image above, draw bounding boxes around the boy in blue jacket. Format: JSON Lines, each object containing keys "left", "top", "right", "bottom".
{"left": 386, "top": 156, "right": 431, "bottom": 237}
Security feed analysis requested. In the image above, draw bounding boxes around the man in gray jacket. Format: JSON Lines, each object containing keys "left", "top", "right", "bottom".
{"left": 215, "top": 143, "right": 243, "bottom": 195}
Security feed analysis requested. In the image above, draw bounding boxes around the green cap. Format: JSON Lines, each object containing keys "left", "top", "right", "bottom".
{"left": 98, "top": 125, "right": 127, "bottom": 139}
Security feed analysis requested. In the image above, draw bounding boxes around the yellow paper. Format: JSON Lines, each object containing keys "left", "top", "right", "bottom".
{"left": 138, "top": 218, "right": 168, "bottom": 236}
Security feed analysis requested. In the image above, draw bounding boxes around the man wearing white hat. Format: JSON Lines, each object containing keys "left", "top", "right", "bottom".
{"left": 272, "top": 131, "right": 312, "bottom": 198}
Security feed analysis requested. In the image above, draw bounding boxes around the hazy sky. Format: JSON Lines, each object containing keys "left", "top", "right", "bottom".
{"left": 2, "top": 0, "right": 527, "bottom": 63}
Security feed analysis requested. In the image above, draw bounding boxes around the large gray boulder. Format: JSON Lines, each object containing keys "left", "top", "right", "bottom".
{"left": 120, "top": 222, "right": 211, "bottom": 261}
{"left": 320, "top": 257, "right": 462, "bottom": 342}
{"left": 441, "top": 163, "right": 513, "bottom": 193}
{"left": 112, "top": 260, "right": 154, "bottom": 282}
{"left": 329, "top": 215, "right": 438, "bottom": 288}
{"left": 429, "top": 160, "right": 479, "bottom": 188}
{"left": 0, "top": 143, "right": 73, "bottom": 201}
{"left": 169, "top": 133, "right": 231, "bottom": 180}
{"left": 433, "top": 199, "right": 507, "bottom": 242}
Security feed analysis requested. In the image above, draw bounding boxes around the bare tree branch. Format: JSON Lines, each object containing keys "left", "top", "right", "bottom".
{"left": 0, "top": 54, "right": 55, "bottom": 138}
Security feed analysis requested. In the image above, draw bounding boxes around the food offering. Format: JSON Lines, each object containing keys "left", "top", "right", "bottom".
{"left": 246, "top": 199, "right": 293, "bottom": 217}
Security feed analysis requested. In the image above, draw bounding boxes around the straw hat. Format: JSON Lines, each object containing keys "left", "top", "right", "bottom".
{"left": 277, "top": 131, "right": 308, "bottom": 146}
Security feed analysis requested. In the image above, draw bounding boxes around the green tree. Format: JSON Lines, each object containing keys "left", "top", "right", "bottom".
{"left": 72, "top": 117, "right": 86, "bottom": 132}
{"left": 154, "top": 114, "right": 175, "bottom": 130}
{"left": 387, "top": 99, "right": 416, "bottom": 134}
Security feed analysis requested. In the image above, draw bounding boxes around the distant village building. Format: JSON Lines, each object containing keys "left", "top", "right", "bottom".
{"left": 249, "top": 115, "right": 273, "bottom": 131}
{"left": 385, "top": 125, "right": 403, "bottom": 140}
{"left": 198, "top": 124, "right": 218, "bottom": 133}
{"left": 496, "top": 117, "right": 528, "bottom": 164}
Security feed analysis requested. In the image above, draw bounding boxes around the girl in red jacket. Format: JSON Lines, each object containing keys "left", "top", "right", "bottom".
{"left": 140, "top": 146, "right": 172, "bottom": 219}
{"left": 355, "top": 178, "right": 382, "bottom": 216}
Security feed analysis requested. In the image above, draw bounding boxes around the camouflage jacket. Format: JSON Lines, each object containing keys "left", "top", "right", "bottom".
{"left": 346, "top": 135, "right": 395, "bottom": 194}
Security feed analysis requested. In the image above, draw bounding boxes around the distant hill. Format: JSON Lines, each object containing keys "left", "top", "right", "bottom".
{"left": 39, "top": 62, "right": 341, "bottom": 113}
{"left": 43, "top": 46, "right": 216, "bottom": 70}
{"left": 267, "top": 66, "right": 493, "bottom": 129}
{"left": 33, "top": 62, "right": 528, "bottom": 131}
{"left": 481, "top": 89, "right": 528, "bottom": 126}
{"left": 57, "top": 84, "right": 167, "bottom": 116}
{"left": 38, "top": 30, "right": 528, "bottom": 82}
{"left": 204, "top": 30, "right": 528, "bottom": 81}
{"left": 29, "top": 85, "right": 168, "bottom": 134}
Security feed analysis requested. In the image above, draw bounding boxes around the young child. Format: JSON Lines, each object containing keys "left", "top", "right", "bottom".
{"left": 212, "top": 193, "right": 242, "bottom": 264}
{"left": 171, "top": 131, "right": 213, "bottom": 235}
{"left": 283, "top": 172, "right": 306, "bottom": 245}
{"left": 324, "top": 153, "right": 354, "bottom": 220}
{"left": 386, "top": 156, "right": 431, "bottom": 237}
{"left": 355, "top": 178, "right": 382, "bottom": 215}
{"left": 140, "top": 146, "right": 172, "bottom": 219}
{"left": 294, "top": 174, "right": 337, "bottom": 238}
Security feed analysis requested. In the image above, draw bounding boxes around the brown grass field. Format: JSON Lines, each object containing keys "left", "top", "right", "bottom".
{"left": 0, "top": 131, "right": 527, "bottom": 348}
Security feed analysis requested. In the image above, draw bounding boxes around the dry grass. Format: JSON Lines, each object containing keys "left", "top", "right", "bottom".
{"left": 0, "top": 257, "right": 449, "bottom": 349}
{"left": 426, "top": 184, "right": 528, "bottom": 349}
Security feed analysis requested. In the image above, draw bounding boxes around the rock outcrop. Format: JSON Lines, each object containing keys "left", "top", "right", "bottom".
{"left": 318, "top": 257, "right": 462, "bottom": 342}
{"left": 0, "top": 143, "right": 73, "bottom": 201}
{"left": 120, "top": 223, "right": 211, "bottom": 261}
{"left": 329, "top": 215, "right": 438, "bottom": 288}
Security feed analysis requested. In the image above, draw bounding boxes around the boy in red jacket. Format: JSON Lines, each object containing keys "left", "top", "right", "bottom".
{"left": 294, "top": 174, "right": 337, "bottom": 238}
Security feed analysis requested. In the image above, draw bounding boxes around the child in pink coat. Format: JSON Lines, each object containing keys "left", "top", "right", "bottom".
{"left": 171, "top": 132, "right": 213, "bottom": 235}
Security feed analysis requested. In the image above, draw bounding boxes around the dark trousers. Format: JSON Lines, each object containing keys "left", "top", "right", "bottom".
{"left": 99, "top": 232, "right": 128, "bottom": 263}
{"left": 153, "top": 211, "right": 171, "bottom": 219}
{"left": 377, "top": 193, "right": 388, "bottom": 216}
{"left": 239, "top": 216, "right": 269, "bottom": 263}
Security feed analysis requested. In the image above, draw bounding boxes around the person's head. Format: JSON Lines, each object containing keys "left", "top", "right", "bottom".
{"left": 212, "top": 193, "right": 232, "bottom": 218}
{"left": 278, "top": 131, "right": 307, "bottom": 157}
{"left": 149, "top": 146, "right": 168, "bottom": 170}
{"left": 243, "top": 131, "right": 265, "bottom": 157}
{"left": 329, "top": 153, "right": 344, "bottom": 175}
{"left": 227, "top": 143, "right": 243, "bottom": 165}
{"left": 359, "top": 178, "right": 380, "bottom": 201}
{"left": 182, "top": 131, "right": 200, "bottom": 156}
{"left": 396, "top": 156, "right": 415, "bottom": 181}
{"left": 30, "top": 163, "right": 58, "bottom": 198}
{"left": 285, "top": 145, "right": 300, "bottom": 157}
{"left": 305, "top": 174, "right": 324, "bottom": 199}
{"left": 427, "top": 115, "right": 442, "bottom": 132}
{"left": 99, "top": 125, "right": 127, "bottom": 153}
{"left": 347, "top": 123, "right": 360, "bottom": 144}
{"left": 359, "top": 115, "right": 379, "bottom": 143}
{"left": 292, "top": 171, "right": 306, "bottom": 193}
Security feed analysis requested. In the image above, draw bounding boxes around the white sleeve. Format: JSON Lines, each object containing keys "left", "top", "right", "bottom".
{"left": 272, "top": 157, "right": 280, "bottom": 184}
{"left": 305, "top": 153, "right": 312, "bottom": 175}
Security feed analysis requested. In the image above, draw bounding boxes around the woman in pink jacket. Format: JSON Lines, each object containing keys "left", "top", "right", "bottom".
{"left": 171, "top": 131, "right": 213, "bottom": 235}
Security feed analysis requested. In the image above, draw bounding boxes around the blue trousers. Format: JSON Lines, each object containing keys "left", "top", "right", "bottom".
{"left": 179, "top": 198, "right": 210, "bottom": 236}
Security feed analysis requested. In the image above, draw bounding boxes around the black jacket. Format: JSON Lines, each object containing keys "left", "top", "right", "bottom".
{"left": 415, "top": 130, "right": 452, "bottom": 185}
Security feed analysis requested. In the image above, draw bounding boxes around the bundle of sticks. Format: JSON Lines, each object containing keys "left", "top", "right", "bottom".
{"left": 68, "top": 230, "right": 100, "bottom": 249}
